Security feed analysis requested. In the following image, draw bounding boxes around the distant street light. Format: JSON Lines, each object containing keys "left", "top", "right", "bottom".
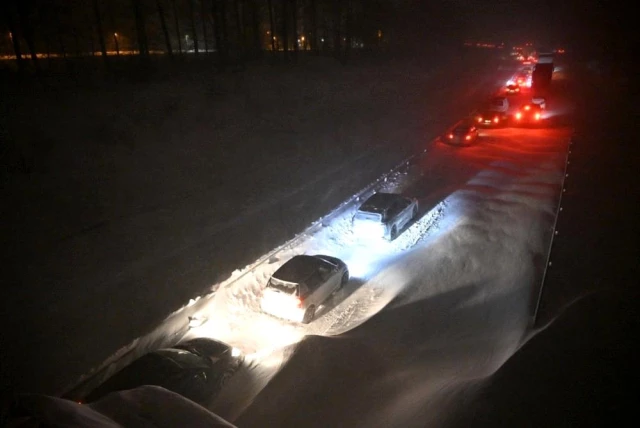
{"left": 113, "top": 32, "right": 120, "bottom": 56}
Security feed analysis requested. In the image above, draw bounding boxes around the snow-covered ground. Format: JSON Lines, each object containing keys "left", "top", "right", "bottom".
{"left": 1, "top": 51, "right": 515, "bottom": 399}
{"left": 1, "top": 52, "right": 578, "bottom": 427}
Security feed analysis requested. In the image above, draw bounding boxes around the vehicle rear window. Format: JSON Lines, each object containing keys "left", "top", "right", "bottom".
{"left": 267, "top": 277, "right": 299, "bottom": 295}
{"left": 354, "top": 211, "right": 382, "bottom": 222}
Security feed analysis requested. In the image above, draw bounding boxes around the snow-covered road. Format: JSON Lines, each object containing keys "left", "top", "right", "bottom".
{"left": 204, "top": 123, "right": 573, "bottom": 427}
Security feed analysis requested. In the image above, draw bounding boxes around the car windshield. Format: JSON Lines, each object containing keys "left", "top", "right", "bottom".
{"left": 453, "top": 126, "right": 470, "bottom": 134}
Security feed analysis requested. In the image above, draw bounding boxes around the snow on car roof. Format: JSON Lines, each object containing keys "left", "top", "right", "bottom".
{"left": 359, "top": 192, "right": 401, "bottom": 213}
{"left": 272, "top": 255, "right": 327, "bottom": 283}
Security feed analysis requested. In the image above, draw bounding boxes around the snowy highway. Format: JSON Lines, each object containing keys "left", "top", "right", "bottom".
{"left": 3, "top": 53, "right": 575, "bottom": 427}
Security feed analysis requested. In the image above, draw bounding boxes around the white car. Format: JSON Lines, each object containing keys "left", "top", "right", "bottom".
{"left": 488, "top": 96, "right": 509, "bottom": 113}
{"left": 260, "top": 255, "right": 349, "bottom": 324}
{"left": 352, "top": 192, "right": 419, "bottom": 241}
{"left": 531, "top": 96, "right": 547, "bottom": 109}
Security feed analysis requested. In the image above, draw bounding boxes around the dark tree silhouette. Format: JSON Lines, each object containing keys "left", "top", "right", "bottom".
{"left": 332, "top": 0, "right": 341, "bottom": 60}
{"left": 234, "top": 0, "right": 244, "bottom": 62}
{"left": 267, "top": 0, "right": 276, "bottom": 53}
{"left": 310, "top": 0, "right": 318, "bottom": 54}
{"left": 291, "top": 0, "right": 298, "bottom": 59}
{"left": 16, "top": 0, "right": 40, "bottom": 72}
{"left": 280, "top": 0, "right": 288, "bottom": 59}
{"left": 188, "top": 0, "right": 199, "bottom": 54}
{"left": 92, "top": 0, "right": 108, "bottom": 61}
{"left": 201, "top": 0, "right": 208, "bottom": 53}
{"left": 344, "top": 0, "right": 352, "bottom": 63}
{"left": 249, "top": 0, "right": 261, "bottom": 57}
{"left": 131, "top": 0, "right": 150, "bottom": 57}
{"left": 171, "top": 0, "right": 183, "bottom": 54}
{"left": 2, "top": 2, "right": 25, "bottom": 72}
{"left": 156, "top": 0, "right": 173, "bottom": 57}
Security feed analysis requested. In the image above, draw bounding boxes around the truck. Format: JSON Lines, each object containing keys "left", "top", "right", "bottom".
{"left": 531, "top": 52, "right": 554, "bottom": 92}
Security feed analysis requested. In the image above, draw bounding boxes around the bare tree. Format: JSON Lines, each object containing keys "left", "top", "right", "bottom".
{"left": 188, "top": 0, "right": 199, "bottom": 54}
{"left": 92, "top": 0, "right": 108, "bottom": 61}
{"left": 2, "top": 2, "right": 25, "bottom": 73}
{"left": 131, "top": 0, "right": 150, "bottom": 57}
{"left": 234, "top": 0, "right": 244, "bottom": 62}
{"left": 16, "top": 0, "right": 40, "bottom": 72}
{"left": 171, "top": 0, "right": 183, "bottom": 54}
{"left": 291, "top": 0, "right": 298, "bottom": 59}
{"left": 249, "top": 0, "right": 261, "bottom": 56}
{"left": 310, "top": 0, "right": 318, "bottom": 54}
{"left": 156, "top": 0, "right": 173, "bottom": 56}
{"left": 344, "top": 0, "right": 352, "bottom": 64}
{"left": 267, "top": 0, "right": 275, "bottom": 53}
{"left": 332, "top": 0, "right": 341, "bottom": 60}
{"left": 201, "top": 0, "right": 208, "bottom": 52}
{"left": 280, "top": 0, "right": 288, "bottom": 59}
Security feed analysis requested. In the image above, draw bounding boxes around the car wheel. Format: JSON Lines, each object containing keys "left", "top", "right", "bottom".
{"left": 302, "top": 305, "right": 316, "bottom": 324}
{"left": 389, "top": 226, "right": 398, "bottom": 241}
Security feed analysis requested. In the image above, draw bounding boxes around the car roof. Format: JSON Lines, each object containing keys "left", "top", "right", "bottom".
{"left": 359, "top": 192, "right": 404, "bottom": 212}
{"left": 453, "top": 124, "right": 473, "bottom": 132}
{"left": 272, "top": 255, "right": 328, "bottom": 283}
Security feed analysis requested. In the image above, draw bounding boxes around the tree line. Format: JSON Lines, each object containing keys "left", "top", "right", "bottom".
{"left": 1, "top": 0, "right": 402, "bottom": 73}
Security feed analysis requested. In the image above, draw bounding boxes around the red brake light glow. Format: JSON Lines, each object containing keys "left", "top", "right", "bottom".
{"left": 515, "top": 112, "right": 522, "bottom": 120}
{"left": 535, "top": 113, "right": 541, "bottom": 120}
{"left": 448, "top": 133, "right": 454, "bottom": 139}
{"left": 524, "top": 105, "right": 530, "bottom": 110}
{"left": 465, "top": 135, "right": 471, "bottom": 140}
{"left": 493, "top": 117, "right": 499, "bottom": 123}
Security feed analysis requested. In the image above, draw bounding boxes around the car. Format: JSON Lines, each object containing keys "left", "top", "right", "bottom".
{"left": 488, "top": 96, "right": 509, "bottom": 112}
{"left": 475, "top": 109, "right": 508, "bottom": 127}
{"left": 514, "top": 103, "right": 543, "bottom": 125}
{"left": 260, "top": 254, "right": 349, "bottom": 324}
{"left": 352, "top": 192, "right": 419, "bottom": 241}
{"left": 531, "top": 95, "right": 547, "bottom": 109}
{"left": 81, "top": 338, "right": 243, "bottom": 407}
{"left": 444, "top": 123, "right": 479, "bottom": 145}
{"left": 505, "top": 84, "right": 520, "bottom": 95}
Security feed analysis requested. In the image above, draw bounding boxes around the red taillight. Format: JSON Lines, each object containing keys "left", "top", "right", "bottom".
{"left": 448, "top": 133, "right": 454, "bottom": 139}
{"left": 465, "top": 135, "right": 471, "bottom": 140}
{"left": 493, "top": 117, "right": 499, "bottom": 123}
{"left": 515, "top": 112, "right": 522, "bottom": 120}
{"left": 295, "top": 297, "right": 303, "bottom": 308}
{"left": 535, "top": 113, "right": 540, "bottom": 120}
{"left": 477, "top": 117, "right": 482, "bottom": 123}
{"left": 524, "top": 105, "right": 530, "bottom": 110}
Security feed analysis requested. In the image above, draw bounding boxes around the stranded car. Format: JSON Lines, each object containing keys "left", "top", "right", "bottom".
{"left": 505, "top": 84, "right": 520, "bottom": 94}
{"left": 489, "top": 96, "right": 509, "bottom": 112}
{"left": 444, "top": 123, "right": 479, "bottom": 146}
{"left": 531, "top": 95, "right": 547, "bottom": 109}
{"left": 514, "top": 103, "right": 543, "bottom": 124}
{"left": 352, "top": 192, "right": 419, "bottom": 241}
{"left": 81, "top": 338, "right": 243, "bottom": 407}
{"left": 475, "top": 109, "right": 508, "bottom": 127}
{"left": 260, "top": 254, "right": 349, "bottom": 324}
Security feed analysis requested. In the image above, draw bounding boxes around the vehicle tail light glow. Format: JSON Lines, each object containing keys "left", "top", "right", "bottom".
{"left": 535, "top": 113, "right": 540, "bottom": 120}
{"left": 515, "top": 112, "right": 522, "bottom": 120}
{"left": 465, "top": 135, "right": 471, "bottom": 140}
{"left": 493, "top": 117, "right": 499, "bottom": 123}
{"left": 477, "top": 117, "right": 482, "bottom": 123}
{"left": 524, "top": 105, "right": 530, "bottom": 110}
{"left": 295, "top": 297, "right": 303, "bottom": 308}
{"left": 448, "top": 133, "right": 454, "bottom": 139}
